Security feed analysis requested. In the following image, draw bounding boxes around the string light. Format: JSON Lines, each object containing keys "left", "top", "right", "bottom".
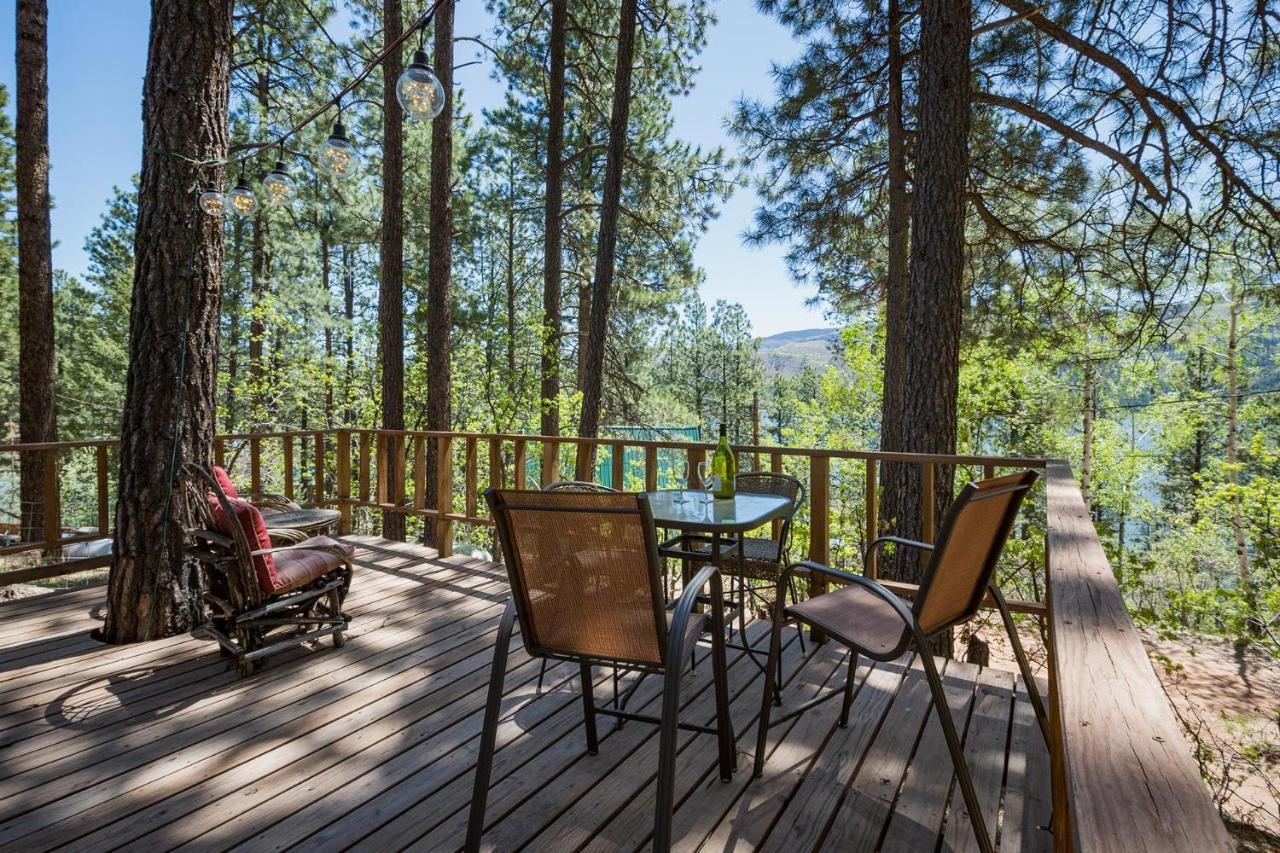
{"left": 192, "top": 0, "right": 454, "bottom": 216}
{"left": 318, "top": 118, "right": 358, "bottom": 178}
{"left": 228, "top": 172, "right": 258, "bottom": 217}
{"left": 397, "top": 35, "right": 445, "bottom": 120}
{"left": 198, "top": 183, "right": 225, "bottom": 217}
{"left": 262, "top": 157, "right": 296, "bottom": 205}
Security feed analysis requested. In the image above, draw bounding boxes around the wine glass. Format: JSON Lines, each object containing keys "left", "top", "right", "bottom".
{"left": 673, "top": 459, "right": 690, "bottom": 504}
{"left": 697, "top": 461, "right": 714, "bottom": 504}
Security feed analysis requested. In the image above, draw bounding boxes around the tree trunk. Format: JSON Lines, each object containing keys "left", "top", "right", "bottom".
{"left": 878, "top": 0, "right": 972, "bottom": 659}
{"left": 104, "top": 0, "right": 232, "bottom": 643}
{"left": 248, "top": 211, "right": 266, "bottom": 423}
{"left": 343, "top": 245, "right": 356, "bottom": 425}
{"left": 1226, "top": 292, "right": 1252, "bottom": 617}
{"left": 380, "top": 0, "right": 406, "bottom": 541}
{"left": 540, "top": 0, "right": 567, "bottom": 438}
{"left": 876, "top": 0, "right": 911, "bottom": 560}
{"left": 1080, "top": 359, "right": 1094, "bottom": 509}
{"left": 15, "top": 0, "right": 57, "bottom": 545}
{"left": 322, "top": 232, "right": 334, "bottom": 427}
{"left": 424, "top": 0, "right": 454, "bottom": 545}
{"left": 576, "top": 0, "right": 639, "bottom": 479}
{"left": 505, "top": 158, "right": 518, "bottom": 378}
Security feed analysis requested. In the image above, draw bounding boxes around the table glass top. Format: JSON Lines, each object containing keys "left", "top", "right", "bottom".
{"left": 644, "top": 490, "right": 791, "bottom": 532}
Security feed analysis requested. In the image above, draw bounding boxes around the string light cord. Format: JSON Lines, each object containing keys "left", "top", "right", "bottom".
{"left": 222, "top": 0, "right": 451, "bottom": 169}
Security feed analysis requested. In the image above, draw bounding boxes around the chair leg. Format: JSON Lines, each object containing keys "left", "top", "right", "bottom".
{"left": 654, "top": 645, "right": 685, "bottom": 852}
{"left": 752, "top": 602, "right": 788, "bottom": 777}
{"left": 580, "top": 662, "right": 599, "bottom": 755}
{"left": 917, "top": 645, "right": 994, "bottom": 853}
{"left": 710, "top": 584, "right": 735, "bottom": 782}
{"left": 465, "top": 598, "right": 516, "bottom": 853}
{"left": 838, "top": 651, "right": 860, "bottom": 727}
{"left": 788, "top": 576, "right": 807, "bottom": 656}
{"left": 990, "top": 582, "right": 1050, "bottom": 743}
{"left": 536, "top": 659, "right": 548, "bottom": 693}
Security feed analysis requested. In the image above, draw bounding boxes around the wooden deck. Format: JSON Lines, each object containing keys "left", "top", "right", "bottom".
{"left": 0, "top": 536, "right": 1051, "bottom": 852}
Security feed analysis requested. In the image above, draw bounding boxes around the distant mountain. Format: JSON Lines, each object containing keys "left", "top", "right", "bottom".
{"left": 757, "top": 327, "right": 839, "bottom": 376}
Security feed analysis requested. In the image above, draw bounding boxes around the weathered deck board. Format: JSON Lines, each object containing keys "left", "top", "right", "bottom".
{"left": 0, "top": 536, "right": 1050, "bottom": 851}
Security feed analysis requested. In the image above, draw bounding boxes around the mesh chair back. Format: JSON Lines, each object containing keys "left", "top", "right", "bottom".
{"left": 913, "top": 470, "right": 1039, "bottom": 635}
{"left": 487, "top": 488, "right": 669, "bottom": 667}
{"left": 735, "top": 472, "right": 806, "bottom": 562}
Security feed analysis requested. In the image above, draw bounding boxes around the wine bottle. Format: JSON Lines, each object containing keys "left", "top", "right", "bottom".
{"left": 711, "top": 424, "right": 737, "bottom": 499}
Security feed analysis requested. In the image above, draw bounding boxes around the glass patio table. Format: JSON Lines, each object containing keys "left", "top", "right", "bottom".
{"left": 645, "top": 490, "right": 793, "bottom": 670}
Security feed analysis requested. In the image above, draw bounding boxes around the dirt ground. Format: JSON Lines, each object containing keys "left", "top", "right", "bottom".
{"left": 964, "top": 613, "right": 1280, "bottom": 849}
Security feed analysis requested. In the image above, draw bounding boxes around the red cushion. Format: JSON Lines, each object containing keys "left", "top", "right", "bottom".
{"left": 212, "top": 466, "right": 239, "bottom": 499}
{"left": 208, "top": 495, "right": 276, "bottom": 594}
{"left": 270, "top": 536, "right": 354, "bottom": 594}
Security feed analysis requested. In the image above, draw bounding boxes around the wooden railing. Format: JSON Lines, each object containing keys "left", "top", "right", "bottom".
{"left": 0, "top": 430, "right": 1232, "bottom": 851}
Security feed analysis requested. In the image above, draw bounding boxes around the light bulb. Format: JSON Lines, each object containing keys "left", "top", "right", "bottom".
{"left": 396, "top": 49, "right": 445, "bottom": 121}
{"left": 198, "top": 185, "right": 225, "bottom": 217}
{"left": 262, "top": 160, "right": 296, "bottom": 205}
{"left": 319, "top": 120, "right": 357, "bottom": 178}
{"left": 228, "top": 176, "right": 257, "bottom": 217}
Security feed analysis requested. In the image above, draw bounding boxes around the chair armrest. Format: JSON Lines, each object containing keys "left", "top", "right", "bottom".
{"left": 244, "top": 492, "right": 302, "bottom": 511}
{"left": 864, "top": 536, "right": 934, "bottom": 576}
{"left": 785, "top": 560, "right": 918, "bottom": 627}
{"left": 190, "top": 528, "right": 234, "bottom": 549}
{"left": 667, "top": 564, "right": 724, "bottom": 663}
{"left": 249, "top": 543, "right": 352, "bottom": 561}
{"left": 267, "top": 527, "right": 309, "bottom": 545}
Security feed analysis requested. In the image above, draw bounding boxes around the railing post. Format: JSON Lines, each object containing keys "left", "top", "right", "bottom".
{"left": 96, "top": 444, "right": 110, "bottom": 537}
{"left": 513, "top": 439, "right": 527, "bottom": 490}
{"left": 611, "top": 442, "right": 625, "bottom": 490}
{"left": 686, "top": 447, "right": 702, "bottom": 490}
{"left": 337, "top": 429, "right": 351, "bottom": 535}
{"left": 282, "top": 435, "right": 294, "bottom": 501}
{"left": 808, "top": 454, "right": 830, "bottom": 643}
{"left": 540, "top": 440, "right": 559, "bottom": 487}
{"left": 436, "top": 435, "right": 454, "bottom": 557}
{"left": 645, "top": 446, "right": 659, "bottom": 492}
{"left": 313, "top": 431, "right": 326, "bottom": 506}
{"left": 414, "top": 435, "right": 427, "bottom": 512}
{"left": 375, "top": 433, "right": 388, "bottom": 506}
{"left": 488, "top": 438, "right": 503, "bottom": 492}
{"left": 43, "top": 448, "right": 60, "bottom": 548}
{"left": 358, "top": 431, "right": 371, "bottom": 503}
{"left": 213, "top": 437, "right": 225, "bottom": 470}
{"left": 771, "top": 451, "right": 784, "bottom": 540}
{"left": 865, "top": 458, "right": 878, "bottom": 578}
{"left": 464, "top": 437, "right": 478, "bottom": 518}
{"left": 249, "top": 436, "right": 262, "bottom": 495}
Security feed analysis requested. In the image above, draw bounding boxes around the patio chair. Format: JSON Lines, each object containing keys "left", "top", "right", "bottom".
{"left": 468, "top": 488, "right": 735, "bottom": 853}
{"left": 751, "top": 471, "right": 1048, "bottom": 853}
{"left": 186, "top": 464, "right": 353, "bottom": 677}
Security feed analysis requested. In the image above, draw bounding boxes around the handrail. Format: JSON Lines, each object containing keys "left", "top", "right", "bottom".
{"left": 1044, "top": 461, "right": 1230, "bottom": 852}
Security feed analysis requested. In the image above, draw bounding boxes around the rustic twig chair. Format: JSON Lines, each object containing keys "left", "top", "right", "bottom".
{"left": 752, "top": 471, "right": 1048, "bottom": 853}
{"left": 211, "top": 464, "right": 302, "bottom": 515}
{"left": 468, "top": 488, "right": 734, "bottom": 853}
{"left": 186, "top": 464, "right": 353, "bottom": 677}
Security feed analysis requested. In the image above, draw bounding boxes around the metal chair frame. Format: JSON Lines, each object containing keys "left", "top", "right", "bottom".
{"left": 467, "top": 489, "right": 735, "bottom": 853}
{"left": 752, "top": 472, "right": 1048, "bottom": 853}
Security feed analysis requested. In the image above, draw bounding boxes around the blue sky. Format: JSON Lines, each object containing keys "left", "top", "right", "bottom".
{"left": 0, "top": 0, "right": 825, "bottom": 336}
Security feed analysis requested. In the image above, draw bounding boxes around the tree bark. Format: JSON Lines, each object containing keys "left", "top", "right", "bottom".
{"left": 380, "top": 0, "right": 406, "bottom": 541}
{"left": 576, "top": 0, "right": 639, "bottom": 479}
{"left": 424, "top": 0, "right": 454, "bottom": 545}
{"left": 15, "top": 0, "right": 57, "bottom": 545}
{"left": 1226, "top": 292, "right": 1252, "bottom": 618}
{"left": 104, "top": 0, "right": 232, "bottom": 643}
{"left": 876, "top": 0, "right": 911, "bottom": 558}
{"left": 540, "top": 0, "right": 567, "bottom": 439}
{"left": 1080, "top": 359, "right": 1094, "bottom": 509}
{"left": 878, "top": 0, "right": 972, "bottom": 643}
